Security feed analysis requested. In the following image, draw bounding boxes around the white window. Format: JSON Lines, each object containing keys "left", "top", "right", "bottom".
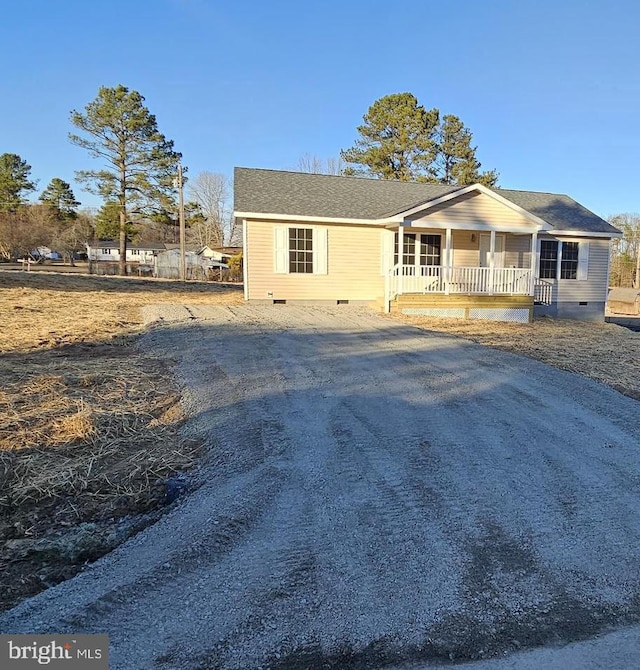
{"left": 538, "top": 240, "right": 589, "bottom": 280}
{"left": 274, "top": 226, "right": 327, "bottom": 275}
{"left": 288, "top": 228, "right": 313, "bottom": 273}
{"left": 393, "top": 233, "right": 442, "bottom": 266}
{"left": 101, "top": 248, "right": 112, "bottom": 255}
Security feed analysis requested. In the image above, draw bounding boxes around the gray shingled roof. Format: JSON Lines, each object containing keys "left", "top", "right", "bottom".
{"left": 234, "top": 168, "right": 619, "bottom": 235}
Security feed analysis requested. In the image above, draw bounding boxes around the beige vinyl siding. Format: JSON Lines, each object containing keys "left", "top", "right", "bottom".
{"left": 451, "top": 230, "right": 477, "bottom": 266}
{"left": 553, "top": 238, "right": 611, "bottom": 302}
{"left": 505, "top": 235, "right": 532, "bottom": 268}
{"left": 417, "top": 230, "right": 530, "bottom": 268}
{"left": 412, "top": 191, "right": 533, "bottom": 229}
{"left": 246, "top": 219, "right": 384, "bottom": 301}
{"left": 404, "top": 229, "right": 532, "bottom": 268}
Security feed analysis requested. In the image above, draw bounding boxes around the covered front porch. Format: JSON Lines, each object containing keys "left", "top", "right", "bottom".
{"left": 384, "top": 224, "right": 540, "bottom": 312}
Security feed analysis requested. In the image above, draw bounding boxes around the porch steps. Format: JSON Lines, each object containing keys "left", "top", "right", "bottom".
{"left": 391, "top": 294, "right": 534, "bottom": 323}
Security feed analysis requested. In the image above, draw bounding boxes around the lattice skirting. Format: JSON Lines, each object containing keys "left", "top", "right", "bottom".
{"left": 402, "top": 308, "right": 466, "bottom": 318}
{"left": 468, "top": 308, "right": 530, "bottom": 323}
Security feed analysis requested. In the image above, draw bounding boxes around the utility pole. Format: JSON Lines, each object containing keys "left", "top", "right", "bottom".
{"left": 173, "top": 164, "right": 186, "bottom": 281}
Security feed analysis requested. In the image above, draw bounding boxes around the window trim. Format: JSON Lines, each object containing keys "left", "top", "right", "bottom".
{"left": 537, "top": 238, "right": 589, "bottom": 281}
{"left": 288, "top": 227, "right": 314, "bottom": 274}
{"left": 393, "top": 232, "right": 442, "bottom": 267}
{"left": 274, "top": 226, "right": 327, "bottom": 275}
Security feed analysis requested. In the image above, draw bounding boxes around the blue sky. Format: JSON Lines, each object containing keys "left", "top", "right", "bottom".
{"left": 1, "top": 0, "right": 637, "bottom": 218}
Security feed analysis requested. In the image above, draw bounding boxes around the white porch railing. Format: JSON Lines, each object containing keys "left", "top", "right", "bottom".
{"left": 534, "top": 279, "right": 553, "bottom": 305}
{"left": 388, "top": 265, "right": 532, "bottom": 300}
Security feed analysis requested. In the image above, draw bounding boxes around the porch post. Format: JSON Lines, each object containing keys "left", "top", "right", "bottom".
{"left": 384, "top": 268, "right": 390, "bottom": 313}
{"left": 398, "top": 224, "right": 404, "bottom": 296}
{"left": 444, "top": 228, "right": 452, "bottom": 295}
{"left": 489, "top": 230, "right": 496, "bottom": 295}
{"left": 529, "top": 231, "right": 538, "bottom": 296}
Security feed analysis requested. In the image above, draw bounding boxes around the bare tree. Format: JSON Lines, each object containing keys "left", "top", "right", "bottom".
{"left": 0, "top": 204, "right": 56, "bottom": 260}
{"left": 297, "top": 153, "right": 345, "bottom": 176}
{"left": 187, "top": 172, "right": 231, "bottom": 247}
{"left": 609, "top": 213, "right": 640, "bottom": 288}
{"left": 50, "top": 212, "right": 95, "bottom": 265}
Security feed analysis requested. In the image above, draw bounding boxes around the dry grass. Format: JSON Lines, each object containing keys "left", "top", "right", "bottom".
{"left": 0, "top": 269, "right": 242, "bottom": 611}
{"left": 0, "top": 269, "right": 242, "bottom": 352}
{"left": 391, "top": 313, "right": 640, "bottom": 401}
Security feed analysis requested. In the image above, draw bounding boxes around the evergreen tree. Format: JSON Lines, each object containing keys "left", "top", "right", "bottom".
{"left": 69, "top": 84, "right": 181, "bottom": 275}
{"left": 39, "top": 177, "right": 80, "bottom": 220}
{"left": 0, "top": 153, "right": 36, "bottom": 211}
{"left": 435, "top": 115, "right": 498, "bottom": 187}
{"left": 95, "top": 200, "right": 135, "bottom": 240}
{"left": 341, "top": 93, "right": 498, "bottom": 186}
{"left": 341, "top": 93, "right": 439, "bottom": 182}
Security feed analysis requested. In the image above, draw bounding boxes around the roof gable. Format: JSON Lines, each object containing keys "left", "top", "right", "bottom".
{"left": 409, "top": 189, "right": 544, "bottom": 230}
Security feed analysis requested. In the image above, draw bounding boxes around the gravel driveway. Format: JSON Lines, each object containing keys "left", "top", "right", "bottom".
{"left": 2, "top": 305, "right": 640, "bottom": 669}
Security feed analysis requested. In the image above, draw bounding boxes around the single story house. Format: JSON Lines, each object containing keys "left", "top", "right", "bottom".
{"left": 86, "top": 241, "right": 166, "bottom": 266}
{"left": 200, "top": 245, "right": 241, "bottom": 263}
{"left": 234, "top": 168, "right": 621, "bottom": 322}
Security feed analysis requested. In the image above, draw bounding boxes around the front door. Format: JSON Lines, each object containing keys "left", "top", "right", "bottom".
{"left": 479, "top": 234, "right": 505, "bottom": 268}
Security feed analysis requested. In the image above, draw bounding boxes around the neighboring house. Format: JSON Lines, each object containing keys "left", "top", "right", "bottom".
{"left": 86, "top": 241, "right": 166, "bottom": 273}
{"left": 234, "top": 168, "right": 621, "bottom": 322}
{"left": 163, "top": 244, "right": 238, "bottom": 263}
{"left": 199, "top": 245, "right": 240, "bottom": 263}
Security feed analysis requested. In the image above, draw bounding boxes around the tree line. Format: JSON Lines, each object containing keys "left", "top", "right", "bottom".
{"left": 0, "top": 85, "right": 237, "bottom": 273}
{"left": 608, "top": 214, "right": 640, "bottom": 288}
{"left": 3, "top": 87, "right": 636, "bottom": 284}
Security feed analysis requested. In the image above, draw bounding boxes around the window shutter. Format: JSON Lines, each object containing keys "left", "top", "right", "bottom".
{"left": 381, "top": 230, "right": 393, "bottom": 276}
{"left": 535, "top": 237, "right": 541, "bottom": 278}
{"left": 577, "top": 241, "right": 589, "bottom": 280}
{"left": 274, "top": 226, "right": 288, "bottom": 274}
{"left": 313, "top": 228, "right": 328, "bottom": 275}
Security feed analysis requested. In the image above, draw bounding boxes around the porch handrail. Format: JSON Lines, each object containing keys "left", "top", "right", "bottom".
{"left": 388, "top": 264, "right": 532, "bottom": 297}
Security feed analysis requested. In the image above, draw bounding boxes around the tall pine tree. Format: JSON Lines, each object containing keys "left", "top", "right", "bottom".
{"left": 0, "top": 153, "right": 36, "bottom": 211}
{"left": 69, "top": 85, "right": 181, "bottom": 275}
{"left": 341, "top": 93, "right": 498, "bottom": 186}
{"left": 341, "top": 93, "right": 439, "bottom": 182}
{"left": 435, "top": 115, "right": 498, "bottom": 187}
{"left": 39, "top": 177, "right": 80, "bottom": 220}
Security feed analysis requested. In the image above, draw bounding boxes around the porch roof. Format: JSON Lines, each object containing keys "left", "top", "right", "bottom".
{"left": 234, "top": 168, "right": 620, "bottom": 235}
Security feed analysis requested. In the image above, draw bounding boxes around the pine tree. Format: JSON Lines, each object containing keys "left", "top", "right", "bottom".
{"left": 0, "top": 153, "right": 36, "bottom": 211}
{"left": 95, "top": 200, "right": 135, "bottom": 240}
{"left": 340, "top": 93, "right": 439, "bottom": 182}
{"left": 435, "top": 115, "right": 498, "bottom": 187}
{"left": 39, "top": 177, "right": 80, "bottom": 220}
{"left": 341, "top": 94, "right": 498, "bottom": 186}
{"left": 69, "top": 85, "right": 181, "bottom": 275}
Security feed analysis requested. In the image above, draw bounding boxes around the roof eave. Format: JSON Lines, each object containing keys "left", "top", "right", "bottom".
{"left": 546, "top": 229, "right": 622, "bottom": 238}
{"left": 234, "top": 211, "right": 398, "bottom": 226}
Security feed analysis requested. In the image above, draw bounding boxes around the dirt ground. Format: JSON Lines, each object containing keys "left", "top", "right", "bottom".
{"left": 2, "top": 269, "right": 639, "bottom": 623}
{"left": 0, "top": 270, "right": 242, "bottom": 611}
{"left": 2, "top": 305, "right": 640, "bottom": 670}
